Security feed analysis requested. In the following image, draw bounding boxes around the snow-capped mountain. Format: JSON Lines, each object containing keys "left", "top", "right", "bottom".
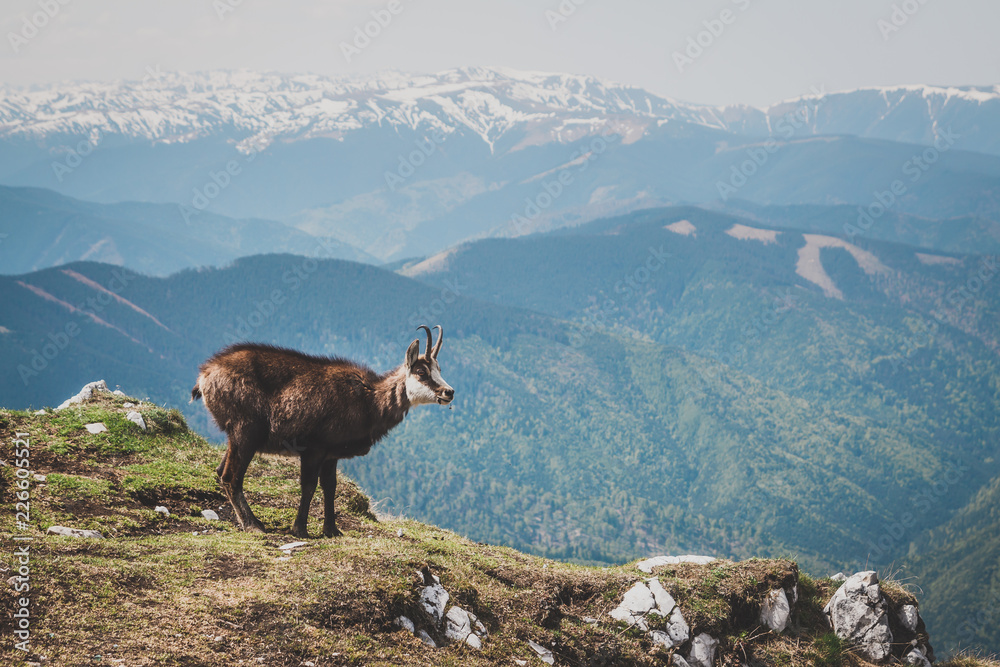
{"left": 0, "top": 67, "right": 725, "bottom": 155}
{"left": 729, "top": 85, "right": 1000, "bottom": 155}
{"left": 1, "top": 67, "right": 998, "bottom": 262}
{"left": 1, "top": 68, "right": 997, "bottom": 155}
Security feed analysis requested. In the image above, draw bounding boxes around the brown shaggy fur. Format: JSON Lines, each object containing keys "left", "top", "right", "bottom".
{"left": 192, "top": 332, "right": 452, "bottom": 538}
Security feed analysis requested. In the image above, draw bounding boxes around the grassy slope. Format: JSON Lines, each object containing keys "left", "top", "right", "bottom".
{"left": 1, "top": 394, "right": 997, "bottom": 667}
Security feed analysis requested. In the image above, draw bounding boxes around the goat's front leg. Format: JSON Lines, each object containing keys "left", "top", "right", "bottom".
{"left": 292, "top": 449, "right": 323, "bottom": 538}
{"left": 219, "top": 430, "right": 265, "bottom": 533}
{"left": 320, "top": 457, "right": 342, "bottom": 538}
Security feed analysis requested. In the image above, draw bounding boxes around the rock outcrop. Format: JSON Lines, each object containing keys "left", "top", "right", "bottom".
{"left": 395, "top": 569, "right": 487, "bottom": 650}
{"left": 824, "top": 571, "right": 934, "bottom": 664}
{"left": 56, "top": 380, "right": 110, "bottom": 410}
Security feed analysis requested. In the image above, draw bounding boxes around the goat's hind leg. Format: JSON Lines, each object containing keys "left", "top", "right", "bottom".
{"left": 291, "top": 448, "right": 323, "bottom": 539}
{"left": 218, "top": 426, "right": 265, "bottom": 533}
{"left": 320, "top": 457, "right": 343, "bottom": 538}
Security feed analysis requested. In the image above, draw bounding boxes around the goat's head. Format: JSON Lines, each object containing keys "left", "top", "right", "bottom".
{"left": 404, "top": 325, "right": 454, "bottom": 406}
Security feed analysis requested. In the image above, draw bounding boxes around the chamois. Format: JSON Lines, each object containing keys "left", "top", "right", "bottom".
{"left": 191, "top": 325, "right": 454, "bottom": 538}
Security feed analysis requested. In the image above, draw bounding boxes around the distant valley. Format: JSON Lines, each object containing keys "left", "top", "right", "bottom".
{"left": 2, "top": 68, "right": 999, "bottom": 655}
{"left": 0, "top": 207, "right": 997, "bottom": 654}
{"left": 1, "top": 69, "right": 999, "bottom": 262}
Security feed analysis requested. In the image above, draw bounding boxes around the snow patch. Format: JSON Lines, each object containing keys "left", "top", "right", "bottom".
{"left": 400, "top": 247, "right": 460, "bottom": 277}
{"left": 725, "top": 224, "right": 780, "bottom": 244}
{"left": 915, "top": 252, "right": 961, "bottom": 266}
{"left": 795, "top": 235, "right": 889, "bottom": 300}
{"left": 665, "top": 220, "right": 696, "bottom": 236}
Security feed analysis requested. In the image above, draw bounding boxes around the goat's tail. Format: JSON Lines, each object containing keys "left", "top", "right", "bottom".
{"left": 190, "top": 376, "right": 203, "bottom": 403}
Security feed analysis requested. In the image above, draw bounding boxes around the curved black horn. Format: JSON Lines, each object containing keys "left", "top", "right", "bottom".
{"left": 416, "top": 325, "right": 433, "bottom": 358}
{"left": 432, "top": 325, "right": 443, "bottom": 358}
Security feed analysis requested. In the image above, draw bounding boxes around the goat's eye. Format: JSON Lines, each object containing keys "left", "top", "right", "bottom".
{"left": 413, "top": 368, "right": 425, "bottom": 376}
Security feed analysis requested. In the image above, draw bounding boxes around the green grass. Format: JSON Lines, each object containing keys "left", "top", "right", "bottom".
{"left": 1, "top": 394, "right": 996, "bottom": 666}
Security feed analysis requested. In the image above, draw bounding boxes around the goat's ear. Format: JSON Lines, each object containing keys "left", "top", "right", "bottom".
{"left": 405, "top": 339, "right": 420, "bottom": 368}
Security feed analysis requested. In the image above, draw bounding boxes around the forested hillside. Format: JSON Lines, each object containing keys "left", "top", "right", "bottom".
{"left": 1, "top": 208, "right": 997, "bottom": 653}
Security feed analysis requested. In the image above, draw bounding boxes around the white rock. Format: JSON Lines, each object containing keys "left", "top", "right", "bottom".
{"left": 647, "top": 577, "right": 677, "bottom": 615}
{"left": 201, "top": 510, "right": 220, "bottom": 521}
{"left": 470, "top": 611, "right": 487, "bottom": 636}
{"left": 34, "top": 409, "right": 46, "bottom": 415}
{"left": 420, "top": 583, "right": 449, "bottom": 622}
{"left": 672, "top": 656, "right": 692, "bottom": 667}
{"left": 444, "top": 606, "right": 473, "bottom": 642}
{"left": 415, "top": 630, "right": 437, "bottom": 648}
{"left": 760, "top": 589, "right": 791, "bottom": 633}
{"left": 905, "top": 646, "right": 932, "bottom": 667}
{"left": 514, "top": 661, "right": 528, "bottom": 666}
{"left": 527, "top": 639, "right": 555, "bottom": 665}
{"left": 113, "top": 390, "right": 127, "bottom": 397}
{"left": 665, "top": 606, "right": 691, "bottom": 646}
{"left": 57, "top": 380, "right": 109, "bottom": 410}
{"left": 126, "top": 411, "right": 146, "bottom": 430}
{"left": 637, "top": 555, "right": 717, "bottom": 573}
{"left": 154, "top": 506, "right": 170, "bottom": 516}
{"left": 394, "top": 616, "right": 414, "bottom": 634}
{"left": 687, "top": 633, "right": 719, "bottom": 667}
{"left": 277, "top": 541, "right": 309, "bottom": 551}
{"left": 47, "top": 526, "right": 103, "bottom": 539}
{"left": 831, "top": 572, "right": 847, "bottom": 582}
{"left": 900, "top": 604, "right": 919, "bottom": 632}
{"left": 85, "top": 423, "right": 108, "bottom": 434}
{"left": 610, "top": 581, "right": 656, "bottom": 629}
{"left": 823, "top": 571, "right": 892, "bottom": 662}
{"left": 465, "top": 633, "right": 482, "bottom": 650}
{"left": 33, "top": 474, "right": 47, "bottom": 482}
{"left": 123, "top": 402, "right": 135, "bottom": 408}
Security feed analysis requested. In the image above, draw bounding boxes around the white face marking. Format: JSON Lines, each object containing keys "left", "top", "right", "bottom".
{"left": 404, "top": 359, "right": 453, "bottom": 406}
{"left": 405, "top": 373, "right": 438, "bottom": 406}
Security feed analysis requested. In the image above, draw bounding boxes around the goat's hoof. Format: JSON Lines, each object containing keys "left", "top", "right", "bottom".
{"left": 244, "top": 521, "right": 266, "bottom": 534}
{"left": 291, "top": 526, "right": 309, "bottom": 539}
{"left": 323, "top": 526, "right": 343, "bottom": 538}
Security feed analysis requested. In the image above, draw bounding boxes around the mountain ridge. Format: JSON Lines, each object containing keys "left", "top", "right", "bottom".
{"left": 2, "top": 67, "right": 997, "bottom": 155}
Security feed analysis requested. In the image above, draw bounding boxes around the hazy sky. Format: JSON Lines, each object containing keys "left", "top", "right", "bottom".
{"left": 1, "top": 0, "right": 996, "bottom": 107}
